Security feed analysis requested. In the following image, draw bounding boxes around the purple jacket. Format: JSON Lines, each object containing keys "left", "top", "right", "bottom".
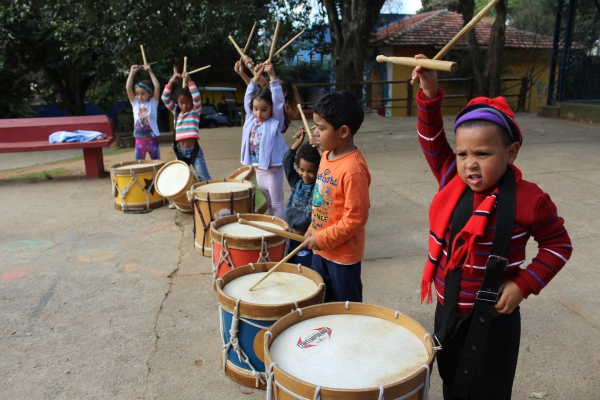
{"left": 240, "top": 81, "right": 288, "bottom": 170}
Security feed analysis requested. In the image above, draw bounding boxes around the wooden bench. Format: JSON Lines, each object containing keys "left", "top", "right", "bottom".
{"left": 0, "top": 115, "right": 115, "bottom": 178}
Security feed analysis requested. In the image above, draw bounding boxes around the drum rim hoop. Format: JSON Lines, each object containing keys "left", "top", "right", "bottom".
{"left": 211, "top": 213, "right": 289, "bottom": 247}
{"left": 154, "top": 160, "right": 198, "bottom": 197}
{"left": 215, "top": 263, "right": 324, "bottom": 318}
{"left": 262, "top": 302, "right": 435, "bottom": 396}
{"left": 191, "top": 179, "right": 255, "bottom": 200}
{"left": 110, "top": 160, "right": 164, "bottom": 175}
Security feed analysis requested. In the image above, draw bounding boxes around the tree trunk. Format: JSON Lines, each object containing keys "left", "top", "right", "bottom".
{"left": 460, "top": 0, "right": 488, "bottom": 96}
{"left": 322, "top": 0, "right": 386, "bottom": 99}
{"left": 486, "top": 0, "right": 508, "bottom": 97}
{"left": 459, "top": 0, "right": 508, "bottom": 98}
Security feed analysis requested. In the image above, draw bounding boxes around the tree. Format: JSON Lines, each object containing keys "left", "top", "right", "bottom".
{"left": 319, "top": 0, "right": 387, "bottom": 97}
{"left": 0, "top": 0, "right": 312, "bottom": 117}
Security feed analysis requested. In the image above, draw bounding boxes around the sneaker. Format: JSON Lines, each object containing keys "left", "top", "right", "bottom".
{"left": 168, "top": 203, "right": 176, "bottom": 209}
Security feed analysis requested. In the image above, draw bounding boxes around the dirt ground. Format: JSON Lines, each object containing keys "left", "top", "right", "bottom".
{"left": 1, "top": 114, "right": 599, "bottom": 399}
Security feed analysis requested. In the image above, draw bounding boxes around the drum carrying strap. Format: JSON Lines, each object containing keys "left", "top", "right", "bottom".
{"left": 172, "top": 134, "right": 200, "bottom": 165}
{"left": 435, "top": 168, "right": 516, "bottom": 399}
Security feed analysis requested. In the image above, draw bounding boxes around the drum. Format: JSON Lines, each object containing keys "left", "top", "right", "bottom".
{"left": 110, "top": 160, "right": 165, "bottom": 211}
{"left": 227, "top": 166, "right": 268, "bottom": 214}
{"left": 190, "top": 179, "right": 255, "bottom": 257}
{"left": 211, "top": 213, "right": 289, "bottom": 280}
{"left": 215, "top": 263, "right": 325, "bottom": 389}
{"left": 155, "top": 160, "right": 198, "bottom": 213}
{"left": 263, "top": 302, "right": 436, "bottom": 400}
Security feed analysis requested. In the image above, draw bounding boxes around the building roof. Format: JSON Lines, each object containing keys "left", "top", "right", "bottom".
{"left": 370, "top": 9, "right": 555, "bottom": 49}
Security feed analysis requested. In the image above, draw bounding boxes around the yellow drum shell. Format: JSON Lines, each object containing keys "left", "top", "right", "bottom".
{"left": 110, "top": 160, "right": 165, "bottom": 211}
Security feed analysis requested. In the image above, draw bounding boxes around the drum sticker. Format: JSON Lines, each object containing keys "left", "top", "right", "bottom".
{"left": 297, "top": 327, "right": 332, "bottom": 349}
{"left": 214, "top": 208, "right": 234, "bottom": 220}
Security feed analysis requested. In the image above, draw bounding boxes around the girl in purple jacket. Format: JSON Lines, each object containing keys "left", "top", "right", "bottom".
{"left": 240, "top": 62, "right": 288, "bottom": 219}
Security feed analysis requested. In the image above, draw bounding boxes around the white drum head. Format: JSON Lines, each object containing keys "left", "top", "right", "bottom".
{"left": 115, "top": 163, "right": 160, "bottom": 170}
{"left": 216, "top": 221, "right": 282, "bottom": 237}
{"left": 223, "top": 272, "right": 318, "bottom": 305}
{"left": 195, "top": 182, "right": 251, "bottom": 193}
{"left": 157, "top": 162, "right": 190, "bottom": 196}
{"left": 270, "top": 314, "right": 429, "bottom": 389}
{"left": 235, "top": 169, "right": 252, "bottom": 180}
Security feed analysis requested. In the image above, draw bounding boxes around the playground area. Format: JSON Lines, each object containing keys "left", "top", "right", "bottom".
{"left": 0, "top": 114, "right": 599, "bottom": 399}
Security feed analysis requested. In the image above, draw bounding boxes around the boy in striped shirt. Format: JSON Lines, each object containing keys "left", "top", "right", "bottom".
{"left": 162, "top": 71, "right": 211, "bottom": 183}
{"left": 413, "top": 55, "right": 572, "bottom": 399}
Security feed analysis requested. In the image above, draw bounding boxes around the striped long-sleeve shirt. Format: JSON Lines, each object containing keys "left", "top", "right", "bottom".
{"left": 162, "top": 81, "right": 202, "bottom": 141}
{"left": 417, "top": 88, "right": 572, "bottom": 313}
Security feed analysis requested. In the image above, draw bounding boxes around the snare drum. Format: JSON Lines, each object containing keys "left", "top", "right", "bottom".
{"left": 226, "top": 166, "right": 268, "bottom": 214}
{"left": 211, "top": 214, "right": 289, "bottom": 280}
{"left": 263, "top": 302, "right": 436, "bottom": 399}
{"left": 215, "top": 263, "right": 325, "bottom": 389}
{"left": 155, "top": 160, "right": 198, "bottom": 213}
{"left": 190, "top": 179, "right": 255, "bottom": 257}
{"left": 110, "top": 161, "right": 165, "bottom": 211}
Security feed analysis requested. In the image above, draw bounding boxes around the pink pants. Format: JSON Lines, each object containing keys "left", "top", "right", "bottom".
{"left": 255, "top": 167, "right": 285, "bottom": 220}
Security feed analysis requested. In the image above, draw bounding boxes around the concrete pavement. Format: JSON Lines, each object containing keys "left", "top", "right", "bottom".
{"left": 0, "top": 114, "right": 599, "bottom": 399}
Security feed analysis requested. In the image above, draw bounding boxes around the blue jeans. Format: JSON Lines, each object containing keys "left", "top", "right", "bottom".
{"left": 310, "top": 254, "right": 362, "bottom": 303}
{"left": 177, "top": 145, "right": 211, "bottom": 181}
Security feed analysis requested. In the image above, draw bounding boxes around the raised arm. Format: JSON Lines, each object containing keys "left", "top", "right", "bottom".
{"left": 144, "top": 65, "right": 161, "bottom": 101}
{"left": 264, "top": 62, "right": 285, "bottom": 129}
{"left": 413, "top": 55, "right": 456, "bottom": 190}
{"left": 161, "top": 72, "right": 181, "bottom": 114}
{"left": 126, "top": 65, "right": 140, "bottom": 102}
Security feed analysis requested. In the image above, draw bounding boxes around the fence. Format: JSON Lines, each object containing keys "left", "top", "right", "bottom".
{"left": 295, "top": 77, "right": 530, "bottom": 115}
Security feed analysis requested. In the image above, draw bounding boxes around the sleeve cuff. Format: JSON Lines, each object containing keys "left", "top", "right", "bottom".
{"left": 512, "top": 275, "right": 534, "bottom": 299}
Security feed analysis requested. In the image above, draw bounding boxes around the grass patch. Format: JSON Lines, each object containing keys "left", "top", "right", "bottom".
{"left": 4, "top": 168, "right": 70, "bottom": 180}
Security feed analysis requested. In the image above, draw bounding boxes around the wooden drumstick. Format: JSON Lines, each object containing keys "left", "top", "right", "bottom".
{"left": 272, "top": 30, "right": 305, "bottom": 58}
{"left": 267, "top": 20, "right": 281, "bottom": 63}
{"left": 140, "top": 45, "right": 148, "bottom": 66}
{"left": 376, "top": 56, "right": 457, "bottom": 72}
{"left": 188, "top": 65, "right": 211, "bottom": 74}
{"left": 229, "top": 35, "right": 253, "bottom": 69}
{"left": 241, "top": 22, "right": 257, "bottom": 62}
{"left": 183, "top": 56, "right": 188, "bottom": 88}
{"left": 410, "top": 0, "right": 500, "bottom": 85}
{"left": 249, "top": 243, "right": 305, "bottom": 291}
{"left": 297, "top": 104, "right": 313, "bottom": 141}
{"left": 238, "top": 218, "right": 305, "bottom": 242}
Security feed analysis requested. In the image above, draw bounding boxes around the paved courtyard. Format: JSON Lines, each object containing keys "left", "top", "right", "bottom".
{"left": 0, "top": 114, "right": 599, "bottom": 399}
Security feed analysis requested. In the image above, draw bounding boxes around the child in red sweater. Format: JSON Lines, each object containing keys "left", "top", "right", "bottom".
{"left": 413, "top": 56, "right": 572, "bottom": 399}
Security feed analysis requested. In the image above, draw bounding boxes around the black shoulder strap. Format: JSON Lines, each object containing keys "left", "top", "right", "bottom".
{"left": 450, "top": 167, "right": 517, "bottom": 398}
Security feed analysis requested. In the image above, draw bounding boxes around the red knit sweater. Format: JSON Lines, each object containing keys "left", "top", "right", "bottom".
{"left": 417, "top": 88, "right": 572, "bottom": 313}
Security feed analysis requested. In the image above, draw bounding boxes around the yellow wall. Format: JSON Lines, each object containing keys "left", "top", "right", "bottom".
{"left": 372, "top": 46, "right": 550, "bottom": 116}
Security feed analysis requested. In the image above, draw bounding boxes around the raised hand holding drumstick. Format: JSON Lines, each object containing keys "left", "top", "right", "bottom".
{"left": 411, "top": 55, "right": 439, "bottom": 100}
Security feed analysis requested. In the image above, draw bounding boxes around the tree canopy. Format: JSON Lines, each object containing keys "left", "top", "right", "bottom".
{"left": 0, "top": 0, "right": 313, "bottom": 117}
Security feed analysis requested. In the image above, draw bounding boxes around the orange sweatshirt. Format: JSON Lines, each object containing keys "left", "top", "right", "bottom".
{"left": 311, "top": 149, "right": 371, "bottom": 264}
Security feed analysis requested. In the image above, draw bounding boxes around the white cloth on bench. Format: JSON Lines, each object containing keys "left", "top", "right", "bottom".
{"left": 49, "top": 130, "right": 107, "bottom": 143}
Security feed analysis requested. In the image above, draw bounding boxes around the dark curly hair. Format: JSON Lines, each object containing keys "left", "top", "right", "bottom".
{"left": 295, "top": 143, "right": 321, "bottom": 168}
{"left": 312, "top": 90, "right": 364, "bottom": 135}
{"left": 175, "top": 86, "right": 192, "bottom": 101}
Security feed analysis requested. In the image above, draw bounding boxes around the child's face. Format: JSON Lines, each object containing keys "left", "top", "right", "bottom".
{"left": 297, "top": 159, "right": 318, "bottom": 185}
{"left": 178, "top": 95, "right": 193, "bottom": 113}
{"left": 312, "top": 113, "right": 348, "bottom": 151}
{"left": 455, "top": 124, "right": 520, "bottom": 192}
{"left": 135, "top": 87, "right": 152, "bottom": 103}
{"left": 252, "top": 98, "right": 272, "bottom": 123}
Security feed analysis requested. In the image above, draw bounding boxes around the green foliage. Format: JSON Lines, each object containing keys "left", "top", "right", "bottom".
{"left": 0, "top": 0, "right": 315, "bottom": 116}
{"left": 0, "top": 49, "right": 34, "bottom": 118}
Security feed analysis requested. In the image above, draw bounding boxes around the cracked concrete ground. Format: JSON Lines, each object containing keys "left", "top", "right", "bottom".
{"left": 1, "top": 114, "right": 599, "bottom": 399}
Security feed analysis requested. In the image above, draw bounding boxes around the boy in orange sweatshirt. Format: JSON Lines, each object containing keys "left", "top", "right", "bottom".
{"left": 302, "top": 91, "right": 371, "bottom": 302}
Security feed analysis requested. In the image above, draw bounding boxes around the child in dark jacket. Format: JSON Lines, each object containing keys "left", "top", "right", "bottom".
{"left": 283, "top": 128, "right": 321, "bottom": 267}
